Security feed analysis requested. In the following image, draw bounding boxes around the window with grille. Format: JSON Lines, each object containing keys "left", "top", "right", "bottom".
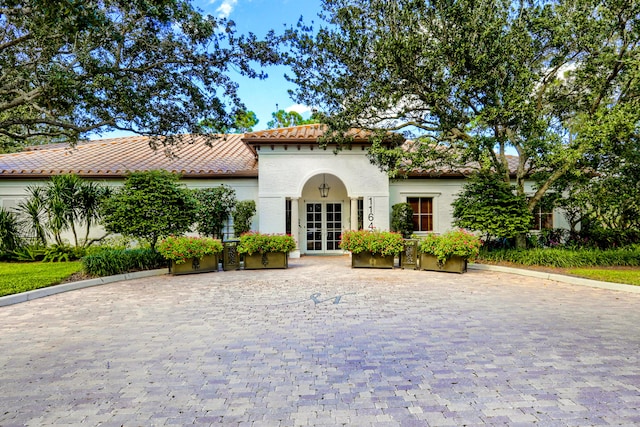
{"left": 285, "top": 199, "right": 292, "bottom": 235}
{"left": 407, "top": 197, "right": 433, "bottom": 232}
{"left": 531, "top": 205, "right": 553, "bottom": 230}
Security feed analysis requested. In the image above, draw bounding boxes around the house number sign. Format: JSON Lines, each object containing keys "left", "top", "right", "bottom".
{"left": 367, "top": 196, "right": 375, "bottom": 230}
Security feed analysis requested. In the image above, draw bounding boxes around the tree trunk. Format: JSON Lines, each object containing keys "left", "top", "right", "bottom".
{"left": 515, "top": 233, "right": 527, "bottom": 249}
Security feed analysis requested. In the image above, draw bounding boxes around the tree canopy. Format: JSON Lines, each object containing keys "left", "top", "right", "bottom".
{"left": 286, "top": 0, "right": 639, "bottom": 222}
{"left": 0, "top": 0, "right": 280, "bottom": 151}
{"left": 267, "top": 109, "right": 321, "bottom": 129}
{"left": 200, "top": 110, "right": 259, "bottom": 133}
{"left": 452, "top": 170, "right": 533, "bottom": 241}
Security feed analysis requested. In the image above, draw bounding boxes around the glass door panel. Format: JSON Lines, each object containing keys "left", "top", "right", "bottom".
{"left": 326, "top": 203, "right": 342, "bottom": 251}
{"left": 306, "top": 203, "right": 322, "bottom": 251}
{"left": 305, "top": 202, "right": 343, "bottom": 253}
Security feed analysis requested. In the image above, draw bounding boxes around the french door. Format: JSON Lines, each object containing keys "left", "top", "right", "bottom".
{"left": 305, "top": 202, "right": 343, "bottom": 253}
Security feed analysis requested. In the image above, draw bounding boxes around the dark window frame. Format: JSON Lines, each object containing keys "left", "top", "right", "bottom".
{"left": 407, "top": 197, "right": 434, "bottom": 232}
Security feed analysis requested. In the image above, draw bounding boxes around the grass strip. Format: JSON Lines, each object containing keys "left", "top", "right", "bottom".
{"left": 567, "top": 268, "right": 640, "bottom": 286}
{"left": 0, "top": 262, "right": 83, "bottom": 297}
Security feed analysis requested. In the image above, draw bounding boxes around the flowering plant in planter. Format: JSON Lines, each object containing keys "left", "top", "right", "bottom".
{"left": 157, "top": 236, "right": 223, "bottom": 264}
{"left": 418, "top": 229, "right": 481, "bottom": 264}
{"left": 340, "top": 229, "right": 405, "bottom": 256}
{"left": 237, "top": 232, "right": 296, "bottom": 255}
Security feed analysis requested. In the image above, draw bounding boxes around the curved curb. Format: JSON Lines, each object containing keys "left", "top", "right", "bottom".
{"left": 469, "top": 263, "right": 640, "bottom": 294}
{"left": 0, "top": 268, "right": 169, "bottom": 307}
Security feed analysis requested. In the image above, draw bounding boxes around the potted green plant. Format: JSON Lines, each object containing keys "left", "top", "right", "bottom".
{"left": 157, "top": 236, "right": 223, "bottom": 275}
{"left": 417, "top": 229, "right": 481, "bottom": 273}
{"left": 237, "top": 232, "right": 296, "bottom": 269}
{"left": 340, "top": 229, "right": 404, "bottom": 268}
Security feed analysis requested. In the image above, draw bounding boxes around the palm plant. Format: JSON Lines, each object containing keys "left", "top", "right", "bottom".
{"left": 15, "top": 175, "right": 111, "bottom": 248}
{"left": 76, "top": 181, "right": 112, "bottom": 246}
{"left": 45, "top": 174, "right": 83, "bottom": 245}
{"left": 15, "top": 185, "right": 49, "bottom": 246}
{"left": 0, "top": 207, "right": 22, "bottom": 253}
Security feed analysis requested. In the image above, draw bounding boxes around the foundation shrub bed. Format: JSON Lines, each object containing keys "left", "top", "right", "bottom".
{"left": 479, "top": 246, "right": 640, "bottom": 268}
{"left": 82, "top": 248, "right": 166, "bottom": 277}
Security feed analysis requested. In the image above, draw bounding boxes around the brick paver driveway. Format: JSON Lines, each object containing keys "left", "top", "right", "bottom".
{"left": 1, "top": 256, "right": 640, "bottom": 426}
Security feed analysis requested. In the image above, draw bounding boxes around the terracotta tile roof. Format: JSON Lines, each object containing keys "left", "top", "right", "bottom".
{"left": 0, "top": 127, "right": 521, "bottom": 179}
{"left": 243, "top": 124, "right": 388, "bottom": 144}
{"left": 0, "top": 134, "right": 257, "bottom": 178}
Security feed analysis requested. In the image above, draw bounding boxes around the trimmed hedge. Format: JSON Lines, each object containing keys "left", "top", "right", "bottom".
{"left": 479, "top": 247, "right": 640, "bottom": 268}
{"left": 82, "top": 248, "right": 166, "bottom": 277}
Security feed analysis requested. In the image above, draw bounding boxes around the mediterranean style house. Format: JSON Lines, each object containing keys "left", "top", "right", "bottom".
{"left": 0, "top": 124, "right": 566, "bottom": 257}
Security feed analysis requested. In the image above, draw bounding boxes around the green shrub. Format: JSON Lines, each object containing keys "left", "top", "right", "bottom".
{"left": 339, "top": 229, "right": 405, "bottom": 256}
{"left": 391, "top": 203, "right": 414, "bottom": 238}
{"left": 237, "top": 232, "right": 297, "bottom": 255}
{"left": 0, "top": 207, "right": 22, "bottom": 252}
{"left": 232, "top": 200, "right": 256, "bottom": 237}
{"left": 452, "top": 171, "right": 532, "bottom": 240}
{"left": 43, "top": 244, "right": 86, "bottom": 262}
{"left": 157, "top": 236, "right": 223, "bottom": 264}
{"left": 83, "top": 236, "right": 141, "bottom": 257}
{"left": 10, "top": 244, "right": 47, "bottom": 261}
{"left": 479, "top": 247, "right": 640, "bottom": 268}
{"left": 577, "top": 226, "right": 640, "bottom": 249}
{"left": 82, "top": 248, "right": 166, "bottom": 277}
{"left": 193, "top": 186, "right": 237, "bottom": 238}
{"left": 101, "top": 171, "right": 198, "bottom": 249}
{"left": 418, "top": 229, "right": 482, "bottom": 263}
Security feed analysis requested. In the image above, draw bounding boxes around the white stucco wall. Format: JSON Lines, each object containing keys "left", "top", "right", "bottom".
{"left": 389, "top": 178, "right": 464, "bottom": 234}
{"left": 0, "top": 158, "right": 573, "bottom": 250}
{"left": 389, "top": 178, "right": 572, "bottom": 234}
{"left": 0, "top": 177, "right": 259, "bottom": 245}
{"left": 255, "top": 146, "right": 390, "bottom": 234}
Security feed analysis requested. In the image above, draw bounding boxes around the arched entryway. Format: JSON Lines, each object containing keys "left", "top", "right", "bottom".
{"left": 300, "top": 173, "right": 348, "bottom": 255}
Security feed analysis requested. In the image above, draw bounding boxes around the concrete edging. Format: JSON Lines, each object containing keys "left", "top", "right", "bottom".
{"left": 0, "top": 268, "right": 169, "bottom": 307}
{"left": 469, "top": 263, "right": 640, "bottom": 294}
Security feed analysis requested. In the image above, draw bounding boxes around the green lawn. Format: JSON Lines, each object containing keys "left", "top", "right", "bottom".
{"left": 0, "top": 262, "right": 83, "bottom": 297}
{"left": 567, "top": 268, "right": 640, "bottom": 286}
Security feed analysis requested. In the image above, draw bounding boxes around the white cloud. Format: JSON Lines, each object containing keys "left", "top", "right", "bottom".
{"left": 211, "top": 0, "right": 238, "bottom": 19}
{"left": 284, "top": 104, "right": 314, "bottom": 114}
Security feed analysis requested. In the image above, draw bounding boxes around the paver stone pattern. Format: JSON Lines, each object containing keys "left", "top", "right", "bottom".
{"left": 1, "top": 256, "right": 639, "bottom": 426}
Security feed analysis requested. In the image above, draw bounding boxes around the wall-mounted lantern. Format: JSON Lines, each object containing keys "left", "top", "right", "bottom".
{"left": 318, "top": 174, "right": 330, "bottom": 198}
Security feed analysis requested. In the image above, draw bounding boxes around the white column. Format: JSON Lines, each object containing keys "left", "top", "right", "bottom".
{"left": 290, "top": 197, "right": 300, "bottom": 258}
{"left": 350, "top": 197, "right": 359, "bottom": 230}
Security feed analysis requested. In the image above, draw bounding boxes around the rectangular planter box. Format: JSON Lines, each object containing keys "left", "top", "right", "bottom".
{"left": 418, "top": 253, "right": 467, "bottom": 273}
{"left": 243, "top": 252, "right": 289, "bottom": 269}
{"left": 351, "top": 251, "right": 395, "bottom": 269}
{"left": 169, "top": 254, "right": 219, "bottom": 275}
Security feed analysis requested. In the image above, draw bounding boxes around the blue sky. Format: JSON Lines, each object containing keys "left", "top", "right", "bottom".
{"left": 193, "top": 0, "right": 323, "bottom": 129}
